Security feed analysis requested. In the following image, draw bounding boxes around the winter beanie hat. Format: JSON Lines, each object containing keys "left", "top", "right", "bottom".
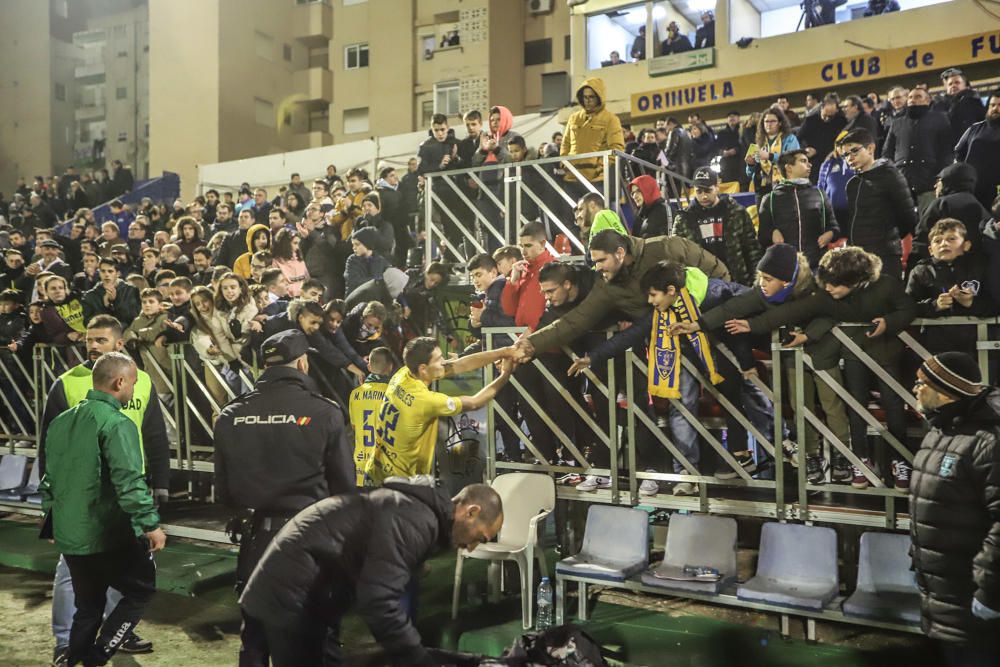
{"left": 757, "top": 243, "right": 798, "bottom": 282}
{"left": 919, "top": 352, "right": 984, "bottom": 399}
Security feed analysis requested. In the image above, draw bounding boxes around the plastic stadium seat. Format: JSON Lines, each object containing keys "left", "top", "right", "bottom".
{"left": 556, "top": 505, "right": 649, "bottom": 582}
{"left": 737, "top": 522, "right": 838, "bottom": 610}
{"left": 553, "top": 233, "right": 573, "bottom": 256}
{"left": 452, "top": 472, "right": 555, "bottom": 629}
{"left": 0, "top": 455, "right": 28, "bottom": 497}
{"left": 842, "top": 532, "right": 920, "bottom": 625}
{"left": 641, "top": 514, "right": 737, "bottom": 595}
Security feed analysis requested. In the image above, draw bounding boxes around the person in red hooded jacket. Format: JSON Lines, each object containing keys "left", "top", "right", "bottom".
{"left": 500, "top": 221, "right": 555, "bottom": 330}
{"left": 472, "top": 106, "right": 521, "bottom": 249}
{"left": 628, "top": 175, "right": 673, "bottom": 238}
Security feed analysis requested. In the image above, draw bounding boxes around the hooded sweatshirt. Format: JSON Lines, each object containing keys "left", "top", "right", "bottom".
{"left": 913, "top": 162, "right": 991, "bottom": 260}
{"left": 629, "top": 175, "right": 672, "bottom": 238}
{"left": 233, "top": 223, "right": 270, "bottom": 280}
{"left": 588, "top": 209, "right": 629, "bottom": 243}
{"left": 560, "top": 77, "right": 625, "bottom": 183}
{"left": 500, "top": 248, "right": 555, "bottom": 330}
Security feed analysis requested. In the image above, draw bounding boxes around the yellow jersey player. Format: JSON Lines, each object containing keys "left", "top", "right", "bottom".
{"left": 364, "top": 336, "right": 514, "bottom": 485}
{"left": 348, "top": 347, "right": 394, "bottom": 486}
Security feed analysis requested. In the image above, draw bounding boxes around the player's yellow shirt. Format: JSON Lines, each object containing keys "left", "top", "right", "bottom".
{"left": 364, "top": 367, "right": 462, "bottom": 484}
{"left": 349, "top": 376, "right": 389, "bottom": 487}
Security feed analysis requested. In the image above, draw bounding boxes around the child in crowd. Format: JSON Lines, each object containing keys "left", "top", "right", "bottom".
{"left": 0, "top": 290, "right": 26, "bottom": 348}
{"left": 730, "top": 246, "right": 916, "bottom": 489}
{"left": 214, "top": 272, "right": 261, "bottom": 356}
{"left": 124, "top": 288, "right": 171, "bottom": 394}
{"left": 248, "top": 250, "right": 272, "bottom": 285}
{"left": 156, "top": 276, "right": 193, "bottom": 345}
{"left": 188, "top": 285, "right": 244, "bottom": 407}
{"left": 906, "top": 219, "right": 992, "bottom": 357}
{"left": 696, "top": 244, "right": 852, "bottom": 484}
{"left": 271, "top": 229, "right": 309, "bottom": 297}
{"left": 233, "top": 224, "right": 270, "bottom": 280}
{"left": 344, "top": 228, "right": 391, "bottom": 296}
{"left": 467, "top": 253, "right": 514, "bottom": 341}
{"left": 300, "top": 278, "right": 325, "bottom": 303}
{"left": 322, "top": 300, "right": 369, "bottom": 381}
{"left": 348, "top": 346, "right": 395, "bottom": 486}
{"left": 492, "top": 246, "right": 523, "bottom": 278}
{"left": 259, "top": 268, "right": 290, "bottom": 316}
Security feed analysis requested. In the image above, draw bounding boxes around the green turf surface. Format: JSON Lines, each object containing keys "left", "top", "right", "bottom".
{"left": 0, "top": 519, "right": 236, "bottom": 597}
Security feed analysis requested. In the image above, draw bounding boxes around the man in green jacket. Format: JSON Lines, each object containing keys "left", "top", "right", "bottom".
{"left": 514, "top": 230, "right": 731, "bottom": 358}
{"left": 40, "top": 351, "right": 165, "bottom": 667}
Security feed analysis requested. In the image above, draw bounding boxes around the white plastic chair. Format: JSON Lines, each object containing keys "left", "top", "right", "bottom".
{"left": 451, "top": 472, "right": 555, "bottom": 629}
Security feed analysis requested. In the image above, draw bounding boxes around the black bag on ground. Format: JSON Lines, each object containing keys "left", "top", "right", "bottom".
{"left": 428, "top": 624, "right": 608, "bottom": 666}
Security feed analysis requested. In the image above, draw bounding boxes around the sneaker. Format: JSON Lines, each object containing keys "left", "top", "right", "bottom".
{"left": 672, "top": 482, "right": 699, "bottom": 496}
{"left": 638, "top": 470, "right": 659, "bottom": 497}
{"left": 556, "top": 473, "right": 584, "bottom": 486}
{"left": 852, "top": 458, "right": 875, "bottom": 489}
{"left": 781, "top": 439, "right": 799, "bottom": 468}
{"left": 805, "top": 455, "right": 827, "bottom": 485}
{"left": 891, "top": 460, "right": 911, "bottom": 490}
{"left": 577, "top": 475, "right": 611, "bottom": 492}
{"left": 715, "top": 451, "right": 757, "bottom": 480}
{"left": 118, "top": 633, "right": 153, "bottom": 654}
{"left": 831, "top": 455, "right": 853, "bottom": 483}
{"left": 52, "top": 648, "right": 67, "bottom": 666}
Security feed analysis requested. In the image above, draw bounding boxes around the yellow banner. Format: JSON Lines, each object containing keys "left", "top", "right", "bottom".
{"left": 631, "top": 31, "right": 1000, "bottom": 117}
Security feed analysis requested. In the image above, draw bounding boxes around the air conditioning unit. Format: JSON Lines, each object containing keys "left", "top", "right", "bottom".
{"left": 528, "top": 0, "right": 553, "bottom": 14}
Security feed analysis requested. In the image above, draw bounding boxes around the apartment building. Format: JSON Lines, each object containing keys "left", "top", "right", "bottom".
{"left": 0, "top": 0, "right": 84, "bottom": 192}
{"left": 150, "top": 0, "right": 574, "bottom": 198}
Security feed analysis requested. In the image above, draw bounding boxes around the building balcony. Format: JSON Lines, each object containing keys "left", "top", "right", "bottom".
{"left": 74, "top": 103, "right": 106, "bottom": 121}
{"left": 74, "top": 61, "right": 106, "bottom": 81}
{"left": 293, "top": 67, "right": 333, "bottom": 104}
{"left": 292, "top": 130, "right": 332, "bottom": 151}
{"left": 292, "top": 1, "right": 332, "bottom": 47}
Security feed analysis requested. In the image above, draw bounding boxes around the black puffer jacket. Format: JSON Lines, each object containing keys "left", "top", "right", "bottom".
{"left": 955, "top": 116, "right": 1000, "bottom": 209}
{"left": 240, "top": 483, "right": 453, "bottom": 665}
{"left": 882, "top": 106, "right": 953, "bottom": 195}
{"left": 845, "top": 159, "right": 917, "bottom": 259}
{"left": 910, "top": 389, "right": 1000, "bottom": 642}
{"left": 758, "top": 179, "right": 839, "bottom": 267}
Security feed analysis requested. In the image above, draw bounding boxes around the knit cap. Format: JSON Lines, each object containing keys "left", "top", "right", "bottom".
{"left": 919, "top": 352, "right": 984, "bottom": 399}
{"left": 756, "top": 243, "right": 798, "bottom": 282}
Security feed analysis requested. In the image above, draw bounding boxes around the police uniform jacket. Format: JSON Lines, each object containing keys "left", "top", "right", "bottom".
{"left": 213, "top": 365, "right": 354, "bottom": 514}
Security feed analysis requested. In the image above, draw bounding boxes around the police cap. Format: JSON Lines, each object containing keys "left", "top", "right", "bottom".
{"left": 261, "top": 329, "right": 310, "bottom": 366}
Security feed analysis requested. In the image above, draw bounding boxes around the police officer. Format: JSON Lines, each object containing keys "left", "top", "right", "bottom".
{"left": 213, "top": 329, "right": 354, "bottom": 667}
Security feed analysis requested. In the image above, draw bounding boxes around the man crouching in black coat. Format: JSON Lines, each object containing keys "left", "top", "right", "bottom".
{"left": 910, "top": 352, "right": 1000, "bottom": 666}
{"left": 240, "top": 482, "right": 503, "bottom": 666}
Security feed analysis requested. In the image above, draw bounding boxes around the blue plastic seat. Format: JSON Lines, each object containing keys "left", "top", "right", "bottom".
{"left": 641, "top": 514, "right": 737, "bottom": 595}
{"left": 737, "top": 522, "right": 838, "bottom": 610}
{"left": 555, "top": 505, "right": 649, "bottom": 581}
{"left": 842, "top": 532, "right": 920, "bottom": 624}
{"left": 0, "top": 455, "right": 28, "bottom": 499}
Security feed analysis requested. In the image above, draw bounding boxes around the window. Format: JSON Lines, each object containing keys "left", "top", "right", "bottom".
{"left": 255, "top": 98, "right": 275, "bottom": 128}
{"left": 344, "top": 43, "right": 369, "bottom": 69}
{"left": 117, "top": 50, "right": 128, "bottom": 57}
{"left": 524, "top": 38, "right": 553, "bottom": 66}
{"left": 117, "top": 131, "right": 128, "bottom": 142}
{"left": 53, "top": 0, "right": 68, "bottom": 18}
{"left": 433, "top": 81, "right": 460, "bottom": 116}
{"left": 254, "top": 31, "right": 274, "bottom": 61}
{"left": 54, "top": 83, "right": 66, "bottom": 101}
{"left": 421, "top": 100, "right": 434, "bottom": 128}
{"left": 564, "top": 34, "right": 571, "bottom": 60}
{"left": 145, "top": 123, "right": 149, "bottom": 138}
{"left": 283, "top": 43, "right": 292, "bottom": 61}
{"left": 343, "top": 107, "right": 369, "bottom": 134}
{"left": 343, "top": 0, "right": 368, "bottom": 5}
{"left": 585, "top": 2, "right": 645, "bottom": 70}
{"left": 116, "top": 87, "right": 127, "bottom": 99}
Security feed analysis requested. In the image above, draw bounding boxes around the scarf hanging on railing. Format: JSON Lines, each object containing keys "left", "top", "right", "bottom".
{"left": 648, "top": 287, "right": 723, "bottom": 398}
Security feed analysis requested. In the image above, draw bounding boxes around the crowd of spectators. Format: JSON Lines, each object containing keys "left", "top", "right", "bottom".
{"left": 0, "top": 65, "right": 997, "bottom": 497}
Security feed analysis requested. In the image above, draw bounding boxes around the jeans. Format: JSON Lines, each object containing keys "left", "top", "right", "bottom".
{"left": 667, "top": 368, "right": 701, "bottom": 473}
{"left": 53, "top": 555, "right": 123, "bottom": 651}
{"left": 63, "top": 540, "right": 156, "bottom": 666}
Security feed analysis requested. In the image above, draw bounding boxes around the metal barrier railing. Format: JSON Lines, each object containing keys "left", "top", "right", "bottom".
{"left": 423, "top": 149, "right": 694, "bottom": 266}
{"left": 481, "top": 318, "right": 999, "bottom": 530}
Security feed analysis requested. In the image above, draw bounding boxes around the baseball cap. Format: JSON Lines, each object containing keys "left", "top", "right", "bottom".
{"left": 38, "top": 239, "right": 62, "bottom": 249}
{"left": 261, "top": 329, "right": 311, "bottom": 366}
{"left": 692, "top": 168, "right": 718, "bottom": 188}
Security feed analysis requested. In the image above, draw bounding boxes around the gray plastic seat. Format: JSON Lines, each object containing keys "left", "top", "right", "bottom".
{"left": 0, "top": 455, "right": 28, "bottom": 496}
{"left": 641, "top": 514, "right": 737, "bottom": 595}
{"left": 737, "top": 522, "right": 838, "bottom": 610}
{"left": 556, "top": 505, "right": 649, "bottom": 581}
{"left": 22, "top": 462, "right": 42, "bottom": 504}
{"left": 842, "top": 532, "right": 920, "bottom": 624}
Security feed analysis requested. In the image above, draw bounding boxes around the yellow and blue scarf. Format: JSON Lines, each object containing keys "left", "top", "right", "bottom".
{"left": 648, "top": 282, "right": 723, "bottom": 399}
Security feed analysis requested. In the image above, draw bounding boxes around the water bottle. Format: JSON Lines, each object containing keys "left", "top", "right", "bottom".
{"left": 536, "top": 577, "right": 553, "bottom": 631}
